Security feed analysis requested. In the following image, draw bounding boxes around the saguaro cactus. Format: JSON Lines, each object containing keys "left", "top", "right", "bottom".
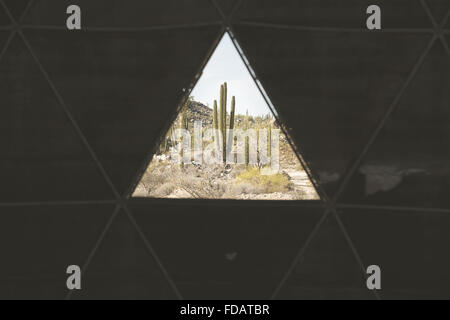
{"left": 213, "top": 100, "right": 219, "bottom": 131}
{"left": 220, "top": 83, "right": 227, "bottom": 160}
{"left": 229, "top": 96, "right": 235, "bottom": 131}
{"left": 212, "top": 82, "right": 236, "bottom": 163}
{"left": 245, "top": 109, "right": 249, "bottom": 166}
{"left": 180, "top": 100, "right": 189, "bottom": 131}
{"left": 227, "top": 96, "right": 236, "bottom": 162}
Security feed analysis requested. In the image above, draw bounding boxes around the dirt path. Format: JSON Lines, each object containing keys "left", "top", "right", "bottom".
{"left": 283, "top": 169, "right": 320, "bottom": 200}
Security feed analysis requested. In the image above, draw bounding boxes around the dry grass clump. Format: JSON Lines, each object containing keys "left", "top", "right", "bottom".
{"left": 138, "top": 159, "right": 230, "bottom": 198}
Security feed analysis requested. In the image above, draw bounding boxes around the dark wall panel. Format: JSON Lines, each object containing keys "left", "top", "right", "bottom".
{"left": 72, "top": 209, "right": 178, "bottom": 300}
{"left": 2, "top": 0, "right": 29, "bottom": 21}
{"left": 427, "top": 0, "right": 450, "bottom": 23}
{"left": 24, "top": 0, "right": 221, "bottom": 27}
{"left": 131, "top": 201, "right": 323, "bottom": 299}
{"left": 0, "top": 6, "right": 10, "bottom": 25}
{"left": 0, "top": 30, "right": 8, "bottom": 48}
{"left": 234, "top": 0, "right": 432, "bottom": 28}
{"left": 22, "top": 26, "right": 220, "bottom": 196}
{"left": 341, "top": 208, "right": 450, "bottom": 299}
{"left": 233, "top": 25, "right": 430, "bottom": 198}
{"left": 278, "top": 215, "right": 374, "bottom": 300}
{"left": 215, "top": 0, "right": 240, "bottom": 17}
{"left": 342, "top": 42, "right": 450, "bottom": 208}
{"left": 0, "top": 36, "right": 114, "bottom": 202}
{"left": 0, "top": 204, "right": 114, "bottom": 299}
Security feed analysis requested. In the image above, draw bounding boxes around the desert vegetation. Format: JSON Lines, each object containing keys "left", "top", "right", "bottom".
{"left": 133, "top": 83, "right": 319, "bottom": 200}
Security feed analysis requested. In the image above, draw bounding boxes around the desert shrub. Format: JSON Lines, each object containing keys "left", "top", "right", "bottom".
{"left": 149, "top": 181, "right": 177, "bottom": 197}
{"left": 234, "top": 167, "right": 293, "bottom": 193}
{"left": 223, "top": 182, "right": 259, "bottom": 198}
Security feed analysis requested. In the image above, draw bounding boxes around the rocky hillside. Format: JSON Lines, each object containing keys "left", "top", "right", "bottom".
{"left": 185, "top": 100, "right": 213, "bottom": 125}
{"left": 184, "top": 99, "right": 277, "bottom": 129}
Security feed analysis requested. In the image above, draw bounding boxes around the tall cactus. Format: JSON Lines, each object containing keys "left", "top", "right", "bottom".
{"left": 213, "top": 100, "right": 219, "bottom": 131}
{"left": 227, "top": 96, "right": 236, "bottom": 163}
{"left": 245, "top": 109, "right": 249, "bottom": 166}
{"left": 229, "top": 96, "right": 235, "bottom": 131}
{"left": 268, "top": 125, "right": 272, "bottom": 159}
{"left": 213, "top": 82, "right": 236, "bottom": 164}
{"left": 220, "top": 83, "right": 227, "bottom": 161}
{"left": 213, "top": 100, "right": 220, "bottom": 152}
{"left": 161, "top": 124, "right": 175, "bottom": 153}
{"left": 180, "top": 100, "right": 189, "bottom": 131}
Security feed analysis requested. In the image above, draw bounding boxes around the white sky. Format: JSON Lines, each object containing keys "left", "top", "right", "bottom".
{"left": 190, "top": 33, "right": 272, "bottom": 117}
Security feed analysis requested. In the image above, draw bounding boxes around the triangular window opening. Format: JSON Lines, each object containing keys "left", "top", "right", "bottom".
{"left": 133, "top": 32, "right": 319, "bottom": 200}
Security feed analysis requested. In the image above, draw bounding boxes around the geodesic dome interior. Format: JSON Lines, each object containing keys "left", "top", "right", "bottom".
{"left": 0, "top": 0, "right": 449, "bottom": 299}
